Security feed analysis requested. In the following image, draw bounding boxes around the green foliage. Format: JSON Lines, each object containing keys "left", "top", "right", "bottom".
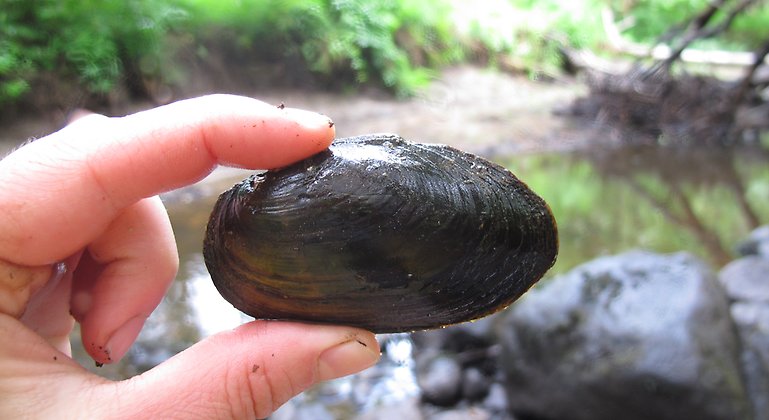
{"left": 0, "top": 0, "right": 184, "bottom": 104}
{"left": 615, "top": 0, "right": 769, "bottom": 50}
{"left": 447, "top": 0, "right": 606, "bottom": 76}
{"left": 1, "top": 2, "right": 41, "bottom": 103}
{"left": 619, "top": 0, "right": 712, "bottom": 43}
{"left": 181, "top": 0, "right": 457, "bottom": 96}
{"left": 5, "top": 0, "right": 458, "bottom": 103}
{"left": 307, "top": 0, "right": 438, "bottom": 96}
{"left": 726, "top": 2, "right": 769, "bottom": 49}
{"left": 2, "top": 0, "right": 768, "bottom": 106}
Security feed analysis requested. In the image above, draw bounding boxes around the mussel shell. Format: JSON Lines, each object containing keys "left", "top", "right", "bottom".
{"left": 203, "top": 134, "right": 557, "bottom": 333}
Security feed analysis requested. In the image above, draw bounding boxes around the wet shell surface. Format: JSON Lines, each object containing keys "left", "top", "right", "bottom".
{"left": 203, "top": 134, "right": 558, "bottom": 333}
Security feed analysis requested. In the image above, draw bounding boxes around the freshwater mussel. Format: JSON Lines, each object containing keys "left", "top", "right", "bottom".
{"left": 203, "top": 134, "right": 558, "bottom": 333}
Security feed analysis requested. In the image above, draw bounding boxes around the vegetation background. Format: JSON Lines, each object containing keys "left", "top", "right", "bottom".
{"left": 2, "top": 0, "right": 768, "bottom": 116}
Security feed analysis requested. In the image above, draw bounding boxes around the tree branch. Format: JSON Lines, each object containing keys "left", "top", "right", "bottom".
{"left": 659, "top": 0, "right": 758, "bottom": 70}
{"left": 601, "top": 6, "right": 763, "bottom": 68}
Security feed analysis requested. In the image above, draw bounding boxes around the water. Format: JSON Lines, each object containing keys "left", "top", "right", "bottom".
{"left": 520, "top": 145, "right": 769, "bottom": 272}
{"left": 68, "top": 143, "right": 769, "bottom": 411}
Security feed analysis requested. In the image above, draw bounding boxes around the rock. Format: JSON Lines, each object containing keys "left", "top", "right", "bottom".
{"left": 355, "top": 396, "right": 424, "bottom": 420}
{"left": 482, "top": 382, "right": 510, "bottom": 414}
{"left": 462, "top": 367, "right": 492, "bottom": 401}
{"left": 736, "top": 225, "right": 769, "bottom": 258}
{"left": 718, "top": 256, "right": 769, "bottom": 302}
{"left": 411, "top": 312, "right": 502, "bottom": 354}
{"left": 498, "top": 251, "right": 751, "bottom": 420}
{"left": 720, "top": 255, "right": 769, "bottom": 420}
{"left": 412, "top": 314, "right": 503, "bottom": 408}
{"left": 731, "top": 303, "right": 769, "bottom": 420}
{"left": 417, "top": 355, "right": 463, "bottom": 406}
{"left": 425, "top": 406, "right": 492, "bottom": 420}
{"left": 270, "top": 400, "right": 336, "bottom": 420}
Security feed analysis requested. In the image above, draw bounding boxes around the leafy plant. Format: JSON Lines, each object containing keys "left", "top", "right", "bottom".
{"left": 3, "top": 0, "right": 768, "bottom": 107}
{"left": 1, "top": 1, "right": 44, "bottom": 103}
{"left": 615, "top": 0, "right": 769, "bottom": 50}
{"left": 312, "top": 0, "right": 435, "bottom": 96}
{"left": 0, "top": 0, "right": 184, "bottom": 104}
{"left": 182, "top": 0, "right": 455, "bottom": 96}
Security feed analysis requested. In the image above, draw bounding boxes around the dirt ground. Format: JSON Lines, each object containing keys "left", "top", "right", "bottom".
{"left": 258, "top": 66, "right": 588, "bottom": 156}
{"left": 0, "top": 66, "right": 588, "bottom": 157}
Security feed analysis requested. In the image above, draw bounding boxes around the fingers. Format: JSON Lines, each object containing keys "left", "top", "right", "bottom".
{"left": 70, "top": 197, "right": 178, "bottom": 365}
{"left": 0, "top": 94, "right": 335, "bottom": 266}
{"left": 0, "top": 320, "right": 380, "bottom": 419}
{"left": 0, "top": 96, "right": 383, "bottom": 419}
{"left": 0, "top": 313, "right": 106, "bottom": 419}
{"left": 98, "top": 322, "right": 380, "bottom": 419}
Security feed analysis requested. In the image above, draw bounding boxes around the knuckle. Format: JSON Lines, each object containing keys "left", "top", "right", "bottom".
{"left": 223, "top": 358, "right": 275, "bottom": 419}
{"left": 224, "top": 357, "right": 309, "bottom": 419}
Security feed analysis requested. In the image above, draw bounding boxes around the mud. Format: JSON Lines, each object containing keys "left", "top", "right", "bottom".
{"left": 0, "top": 66, "right": 586, "bottom": 157}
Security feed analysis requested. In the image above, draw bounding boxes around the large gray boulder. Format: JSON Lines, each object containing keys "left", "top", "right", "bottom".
{"left": 498, "top": 251, "right": 750, "bottom": 420}
{"left": 720, "top": 255, "right": 769, "bottom": 420}
{"left": 719, "top": 256, "right": 769, "bottom": 302}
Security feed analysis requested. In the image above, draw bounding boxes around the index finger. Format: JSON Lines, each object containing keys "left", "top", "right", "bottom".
{"left": 0, "top": 94, "right": 335, "bottom": 265}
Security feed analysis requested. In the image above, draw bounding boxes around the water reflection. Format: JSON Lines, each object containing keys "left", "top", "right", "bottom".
{"left": 70, "top": 145, "right": 769, "bottom": 415}
{"left": 506, "top": 145, "right": 769, "bottom": 274}
{"left": 584, "top": 145, "right": 769, "bottom": 265}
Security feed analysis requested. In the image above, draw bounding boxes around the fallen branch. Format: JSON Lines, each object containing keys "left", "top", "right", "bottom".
{"left": 601, "top": 7, "right": 764, "bottom": 67}
{"left": 563, "top": 3, "right": 768, "bottom": 146}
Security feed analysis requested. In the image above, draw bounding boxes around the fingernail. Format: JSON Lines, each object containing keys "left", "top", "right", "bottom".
{"left": 318, "top": 336, "right": 380, "bottom": 381}
{"left": 284, "top": 108, "right": 334, "bottom": 130}
{"left": 104, "top": 315, "right": 146, "bottom": 363}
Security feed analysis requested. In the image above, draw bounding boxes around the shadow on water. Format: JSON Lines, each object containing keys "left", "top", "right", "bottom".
{"left": 70, "top": 141, "right": 769, "bottom": 415}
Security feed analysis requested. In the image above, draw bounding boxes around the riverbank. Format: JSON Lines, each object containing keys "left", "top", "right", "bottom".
{"left": 0, "top": 66, "right": 587, "bottom": 157}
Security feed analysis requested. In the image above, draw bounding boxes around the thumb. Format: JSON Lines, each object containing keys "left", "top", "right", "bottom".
{"left": 102, "top": 321, "right": 380, "bottom": 419}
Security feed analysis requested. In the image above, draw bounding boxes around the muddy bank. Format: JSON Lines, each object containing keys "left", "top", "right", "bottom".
{"left": 0, "top": 66, "right": 586, "bottom": 157}
{"left": 256, "top": 67, "right": 588, "bottom": 156}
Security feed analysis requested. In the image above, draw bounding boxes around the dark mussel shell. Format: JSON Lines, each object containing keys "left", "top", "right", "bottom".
{"left": 203, "top": 134, "right": 558, "bottom": 333}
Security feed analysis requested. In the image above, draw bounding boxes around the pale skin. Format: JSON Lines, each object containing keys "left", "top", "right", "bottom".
{"left": 0, "top": 95, "right": 380, "bottom": 419}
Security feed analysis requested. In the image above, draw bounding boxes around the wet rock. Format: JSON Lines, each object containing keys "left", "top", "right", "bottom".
{"left": 482, "top": 382, "right": 510, "bottom": 415}
{"left": 426, "top": 406, "right": 492, "bottom": 420}
{"left": 736, "top": 225, "right": 769, "bottom": 258}
{"left": 417, "top": 355, "right": 463, "bottom": 406}
{"left": 731, "top": 303, "right": 769, "bottom": 420}
{"left": 462, "top": 367, "right": 492, "bottom": 401}
{"left": 411, "top": 314, "right": 504, "bottom": 410}
{"left": 498, "top": 251, "right": 751, "bottom": 420}
{"left": 718, "top": 256, "right": 769, "bottom": 302}
{"left": 411, "top": 312, "right": 502, "bottom": 354}
{"left": 356, "top": 396, "right": 424, "bottom": 420}
{"left": 720, "top": 255, "right": 769, "bottom": 420}
{"left": 270, "top": 400, "right": 335, "bottom": 420}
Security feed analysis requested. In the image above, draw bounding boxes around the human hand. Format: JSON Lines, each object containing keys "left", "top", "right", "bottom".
{"left": 0, "top": 95, "right": 380, "bottom": 419}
